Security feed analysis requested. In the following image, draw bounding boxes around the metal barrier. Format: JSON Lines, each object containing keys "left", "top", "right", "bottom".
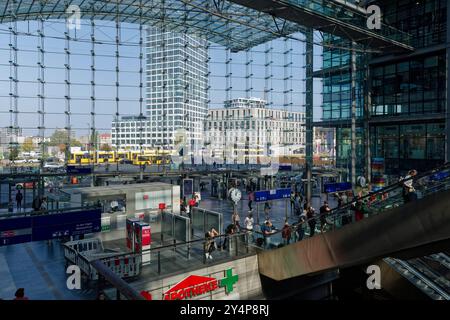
{"left": 191, "top": 207, "right": 223, "bottom": 239}
{"left": 161, "top": 211, "right": 191, "bottom": 243}
{"left": 63, "top": 238, "right": 142, "bottom": 281}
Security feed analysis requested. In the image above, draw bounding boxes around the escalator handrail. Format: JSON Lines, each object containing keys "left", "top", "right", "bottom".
{"left": 259, "top": 162, "right": 450, "bottom": 238}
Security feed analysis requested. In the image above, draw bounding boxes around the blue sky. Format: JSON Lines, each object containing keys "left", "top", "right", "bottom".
{"left": 0, "top": 20, "right": 323, "bottom": 138}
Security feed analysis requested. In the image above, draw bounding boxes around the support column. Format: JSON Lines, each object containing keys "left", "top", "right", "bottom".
{"left": 65, "top": 3, "right": 72, "bottom": 168}
{"left": 446, "top": 3, "right": 450, "bottom": 163}
{"left": 305, "top": 29, "right": 314, "bottom": 205}
{"left": 114, "top": 1, "right": 120, "bottom": 174}
{"left": 364, "top": 53, "right": 372, "bottom": 184}
{"left": 90, "top": 6, "right": 96, "bottom": 181}
{"left": 38, "top": 10, "right": 46, "bottom": 174}
{"left": 138, "top": 0, "right": 144, "bottom": 181}
{"left": 351, "top": 42, "right": 357, "bottom": 189}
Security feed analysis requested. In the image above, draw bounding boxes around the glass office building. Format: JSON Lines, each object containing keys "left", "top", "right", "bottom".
{"left": 317, "top": 0, "right": 448, "bottom": 178}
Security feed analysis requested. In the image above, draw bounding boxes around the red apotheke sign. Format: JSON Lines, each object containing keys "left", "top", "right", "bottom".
{"left": 164, "top": 275, "right": 218, "bottom": 300}
{"left": 141, "top": 269, "right": 239, "bottom": 300}
{"left": 139, "top": 269, "right": 239, "bottom": 301}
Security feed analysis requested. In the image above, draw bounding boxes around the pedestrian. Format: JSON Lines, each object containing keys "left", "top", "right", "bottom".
{"left": 14, "top": 288, "right": 29, "bottom": 300}
{"left": 337, "top": 192, "right": 344, "bottom": 208}
{"left": 247, "top": 191, "right": 254, "bottom": 211}
{"left": 402, "top": 169, "right": 418, "bottom": 203}
{"left": 188, "top": 196, "right": 196, "bottom": 215}
{"left": 204, "top": 228, "right": 219, "bottom": 260}
{"left": 296, "top": 213, "right": 306, "bottom": 241}
{"left": 319, "top": 201, "right": 332, "bottom": 233}
{"left": 16, "top": 190, "right": 23, "bottom": 211}
{"left": 221, "top": 224, "right": 236, "bottom": 251}
{"left": 244, "top": 212, "right": 254, "bottom": 243}
{"left": 261, "top": 220, "right": 276, "bottom": 248}
{"left": 290, "top": 191, "right": 295, "bottom": 214}
{"left": 351, "top": 197, "right": 367, "bottom": 222}
{"left": 232, "top": 210, "right": 240, "bottom": 230}
{"left": 264, "top": 202, "right": 271, "bottom": 220}
{"left": 306, "top": 205, "right": 316, "bottom": 237}
{"left": 281, "top": 221, "right": 292, "bottom": 245}
{"left": 40, "top": 197, "right": 47, "bottom": 212}
{"left": 294, "top": 193, "right": 302, "bottom": 216}
{"left": 32, "top": 196, "right": 42, "bottom": 212}
{"left": 180, "top": 199, "right": 187, "bottom": 216}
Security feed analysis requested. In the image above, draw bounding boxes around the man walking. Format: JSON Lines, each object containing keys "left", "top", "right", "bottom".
{"left": 16, "top": 190, "right": 23, "bottom": 211}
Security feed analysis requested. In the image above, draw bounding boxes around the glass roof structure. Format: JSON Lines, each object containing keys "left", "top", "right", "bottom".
{"left": 228, "top": 0, "right": 414, "bottom": 52}
{"left": 0, "top": 0, "right": 413, "bottom": 52}
{"left": 0, "top": 0, "right": 306, "bottom": 52}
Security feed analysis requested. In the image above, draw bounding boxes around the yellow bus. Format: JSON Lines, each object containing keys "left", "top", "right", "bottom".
{"left": 132, "top": 154, "right": 152, "bottom": 166}
{"left": 97, "top": 151, "right": 115, "bottom": 164}
{"left": 68, "top": 151, "right": 92, "bottom": 165}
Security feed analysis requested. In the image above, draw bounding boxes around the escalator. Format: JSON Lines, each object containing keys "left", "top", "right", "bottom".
{"left": 256, "top": 164, "right": 450, "bottom": 280}
{"left": 384, "top": 252, "right": 450, "bottom": 300}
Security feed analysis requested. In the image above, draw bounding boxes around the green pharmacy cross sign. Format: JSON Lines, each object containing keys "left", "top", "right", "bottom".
{"left": 219, "top": 269, "right": 239, "bottom": 294}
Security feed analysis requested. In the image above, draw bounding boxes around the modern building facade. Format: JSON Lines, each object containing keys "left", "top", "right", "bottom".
{"left": 204, "top": 98, "right": 305, "bottom": 164}
{"left": 143, "top": 27, "right": 208, "bottom": 151}
{"left": 315, "top": 0, "right": 448, "bottom": 179}
{"left": 112, "top": 28, "right": 208, "bottom": 151}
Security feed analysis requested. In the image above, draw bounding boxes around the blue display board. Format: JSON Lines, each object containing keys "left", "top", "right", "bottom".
{"left": 430, "top": 171, "right": 450, "bottom": 181}
{"left": 182, "top": 178, "right": 193, "bottom": 198}
{"left": 0, "top": 208, "right": 101, "bottom": 246}
{"left": 67, "top": 166, "right": 92, "bottom": 174}
{"left": 254, "top": 188, "right": 291, "bottom": 202}
{"left": 278, "top": 165, "right": 292, "bottom": 171}
{"left": 323, "top": 182, "right": 352, "bottom": 193}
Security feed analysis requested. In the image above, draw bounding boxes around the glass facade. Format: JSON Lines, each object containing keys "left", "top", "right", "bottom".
{"left": 371, "top": 123, "right": 445, "bottom": 173}
{"left": 319, "top": 0, "right": 448, "bottom": 177}
{"left": 320, "top": 34, "right": 367, "bottom": 179}
{"left": 372, "top": 53, "right": 446, "bottom": 117}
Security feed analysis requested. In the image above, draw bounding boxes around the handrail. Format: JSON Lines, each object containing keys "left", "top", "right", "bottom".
{"left": 0, "top": 204, "right": 101, "bottom": 219}
{"left": 89, "top": 164, "right": 450, "bottom": 258}
{"left": 257, "top": 162, "right": 450, "bottom": 239}
{"left": 101, "top": 231, "right": 247, "bottom": 260}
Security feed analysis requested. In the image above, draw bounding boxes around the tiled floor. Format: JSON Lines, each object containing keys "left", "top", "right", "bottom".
{"left": 0, "top": 240, "right": 97, "bottom": 300}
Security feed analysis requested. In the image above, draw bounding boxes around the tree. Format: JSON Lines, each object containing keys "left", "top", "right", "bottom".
{"left": 100, "top": 144, "right": 112, "bottom": 151}
{"left": 48, "top": 130, "right": 71, "bottom": 146}
{"left": 9, "top": 146, "right": 20, "bottom": 162}
{"left": 48, "top": 130, "right": 82, "bottom": 152}
{"left": 22, "top": 138, "right": 34, "bottom": 153}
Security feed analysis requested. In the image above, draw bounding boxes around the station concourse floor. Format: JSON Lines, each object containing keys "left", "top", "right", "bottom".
{"left": 0, "top": 240, "right": 97, "bottom": 300}
{"left": 0, "top": 190, "right": 337, "bottom": 300}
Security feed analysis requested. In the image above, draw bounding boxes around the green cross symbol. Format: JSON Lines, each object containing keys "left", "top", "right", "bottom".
{"left": 219, "top": 268, "right": 239, "bottom": 294}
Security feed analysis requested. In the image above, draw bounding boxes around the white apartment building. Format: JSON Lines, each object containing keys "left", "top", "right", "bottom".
{"left": 204, "top": 98, "right": 305, "bottom": 164}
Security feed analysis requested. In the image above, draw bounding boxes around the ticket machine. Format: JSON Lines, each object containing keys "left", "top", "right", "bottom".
{"left": 134, "top": 222, "right": 151, "bottom": 264}
{"left": 126, "top": 218, "right": 140, "bottom": 251}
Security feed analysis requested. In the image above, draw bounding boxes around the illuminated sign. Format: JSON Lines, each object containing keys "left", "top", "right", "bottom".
{"left": 140, "top": 269, "right": 238, "bottom": 301}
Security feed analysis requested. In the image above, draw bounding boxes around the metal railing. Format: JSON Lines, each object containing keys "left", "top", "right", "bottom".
{"left": 245, "top": 163, "right": 450, "bottom": 249}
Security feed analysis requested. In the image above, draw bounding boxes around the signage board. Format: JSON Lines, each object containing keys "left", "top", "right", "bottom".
{"left": 254, "top": 188, "right": 291, "bottom": 202}
{"left": 66, "top": 166, "right": 92, "bottom": 174}
{"left": 182, "top": 179, "right": 193, "bottom": 198}
{"left": 323, "top": 182, "right": 352, "bottom": 193}
{"left": 0, "top": 208, "right": 101, "bottom": 246}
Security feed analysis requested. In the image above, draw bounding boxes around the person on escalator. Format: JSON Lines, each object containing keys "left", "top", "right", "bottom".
{"left": 319, "top": 201, "right": 332, "bottom": 232}
{"left": 351, "top": 197, "right": 368, "bottom": 222}
{"left": 306, "top": 205, "right": 316, "bottom": 237}
{"left": 401, "top": 169, "right": 418, "bottom": 203}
